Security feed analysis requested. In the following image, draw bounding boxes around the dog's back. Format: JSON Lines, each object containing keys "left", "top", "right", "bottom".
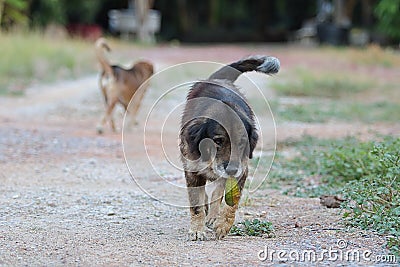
{"left": 111, "top": 61, "right": 154, "bottom": 108}
{"left": 185, "top": 55, "right": 279, "bottom": 108}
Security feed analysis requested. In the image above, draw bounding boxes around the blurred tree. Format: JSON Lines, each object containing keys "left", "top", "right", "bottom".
{"left": 208, "top": 0, "right": 219, "bottom": 28}
{"left": 30, "top": 0, "right": 66, "bottom": 27}
{"left": 0, "top": 0, "right": 29, "bottom": 29}
{"left": 176, "top": 0, "right": 196, "bottom": 34}
{"left": 374, "top": 0, "right": 400, "bottom": 42}
{"left": 143, "top": 0, "right": 319, "bottom": 41}
{"left": 30, "top": 0, "right": 104, "bottom": 27}
{"left": 64, "top": 0, "right": 102, "bottom": 24}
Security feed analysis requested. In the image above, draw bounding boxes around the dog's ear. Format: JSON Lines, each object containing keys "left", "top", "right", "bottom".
{"left": 240, "top": 115, "right": 258, "bottom": 159}
{"left": 185, "top": 118, "right": 215, "bottom": 161}
{"left": 186, "top": 118, "right": 206, "bottom": 155}
{"left": 247, "top": 124, "right": 258, "bottom": 159}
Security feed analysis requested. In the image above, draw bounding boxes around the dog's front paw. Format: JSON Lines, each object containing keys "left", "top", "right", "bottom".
{"left": 187, "top": 230, "right": 207, "bottom": 241}
{"left": 214, "top": 220, "right": 233, "bottom": 240}
{"left": 214, "top": 205, "right": 237, "bottom": 240}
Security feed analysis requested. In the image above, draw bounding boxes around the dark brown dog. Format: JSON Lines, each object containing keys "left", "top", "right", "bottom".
{"left": 180, "top": 55, "right": 280, "bottom": 240}
{"left": 95, "top": 38, "right": 154, "bottom": 134}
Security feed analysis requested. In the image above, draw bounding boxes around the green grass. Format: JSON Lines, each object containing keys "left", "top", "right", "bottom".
{"left": 341, "top": 139, "right": 400, "bottom": 256}
{"left": 271, "top": 68, "right": 372, "bottom": 98}
{"left": 275, "top": 101, "right": 400, "bottom": 123}
{"left": 253, "top": 136, "right": 343, "bottom": 196}
{"left": 0, "top": 31, "right": 96, "bottom": 95}
{"left": 229, "top": 219, "right": 274, "bottom": 237}
{"left": 253, "top": 135, "right": 400, "bottom": 255}
{"left": 313, "top": 45, "right": 400, "bottom": 68}
{"left": 344, "top": 45, "right": 400, "bottom": 68}
{"left": 257, "top": 135, "right": 398, "bottom": 196}
{"left": 388, "top": 237, "right": 400, "bottom": 257}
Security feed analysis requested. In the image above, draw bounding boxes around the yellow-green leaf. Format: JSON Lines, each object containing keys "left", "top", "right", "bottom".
{"left": 225, "top": 177, "right": 240, "bottom": 206}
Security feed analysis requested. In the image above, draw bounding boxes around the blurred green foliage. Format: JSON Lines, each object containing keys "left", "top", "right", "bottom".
{"left": 0, "top": 0, "right": 29, "bottom": 29}
{"left": 30, "top": 0, "right": 102, "bottom": 26}
{"left": 1, "top": 0, "right": 400, "bottom": 44}
{"left": 374, "top": 0, "right": 400, "bottom": 41}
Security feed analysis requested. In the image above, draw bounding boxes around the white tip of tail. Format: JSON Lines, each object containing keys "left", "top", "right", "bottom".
{"left": 256, "top": 56, "right": 280, "bottom": 74}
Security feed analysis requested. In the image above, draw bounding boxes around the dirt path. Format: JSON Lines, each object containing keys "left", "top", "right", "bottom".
{"left": 0, "top": 46, "right": 397, "bottom": 266}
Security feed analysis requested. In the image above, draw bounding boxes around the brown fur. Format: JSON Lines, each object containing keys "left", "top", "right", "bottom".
{"left": 95, "top": 38, "right": 154, "bottom": 134}
{"left": 179, "top": 55, "right": 280, "bottom": 240}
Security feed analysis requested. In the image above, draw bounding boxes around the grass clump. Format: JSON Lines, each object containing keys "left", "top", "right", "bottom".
{"left": 229, "top": 219, "right": 274, "bottom": 237}
{"left": 265, "top": 136, "right": 398, "bottom": 197}
{"left": 341, "top": 140, "right": 399, "bottom": 255}
{"left": 256, "top": 136, "right": 361, "bottom": 196}
{"left": 387, "top": 237, "right": 400, "bottom": 257}
{"left": 346, "top": 45, "right": 400, "bottom": 68}
{"left": 271, "top": 68, "right": 371, "bottom": 98}
{"left": 276, "top": 101, "right": 400, "bottom": 123}
{"left": 318, "top": 45, "right": 400, "bottom": 68}
{"left": 258, "top": 135, "right": 399, "bottom": 255}
{"left": 0, "top": 31, "right": 95, "bottom": 95}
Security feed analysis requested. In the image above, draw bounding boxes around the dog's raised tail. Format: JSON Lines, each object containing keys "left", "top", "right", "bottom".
{"left": 95, "top": 38, "right": 113, "bottom": 76}
{"left": 209, "top": 55, "right": 280, "bottom": 82}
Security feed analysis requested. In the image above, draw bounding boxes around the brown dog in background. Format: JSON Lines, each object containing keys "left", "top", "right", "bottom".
{"left": 95, "top": 38, "right": 154, "bottom": 134}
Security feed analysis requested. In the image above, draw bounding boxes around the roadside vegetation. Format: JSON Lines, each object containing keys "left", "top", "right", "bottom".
{"left": 0, "top": 32, "right": 95, "bottom": 95}
{"left": 272, "top": 68, "right": 372, "bottom": 98}
{"left": 274, "top": 100, "right": 400, "bottom": 123}
{"left": 264, "top": 48, "right": 399, "bottom": 256}
{"left": 251, "top": 46, "right": 399, "bottom": 254}
{"left": 230, "top": 219, "right": 274, "bottom": 237}
{"left": 252, "top": 135, "right": 399, "bottom": 255}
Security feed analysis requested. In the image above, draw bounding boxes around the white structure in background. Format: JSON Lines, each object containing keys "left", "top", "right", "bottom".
{"left": 108, "top": 0, "right": 160, "bottom": 43}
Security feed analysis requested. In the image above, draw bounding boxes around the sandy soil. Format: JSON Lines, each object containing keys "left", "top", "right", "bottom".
{"left": 0, "top": 45, "right": 398, "bottom": 266}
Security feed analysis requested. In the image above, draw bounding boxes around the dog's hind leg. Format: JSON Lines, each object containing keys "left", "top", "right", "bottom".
{"left": 99, "top": 71, "right": 108, "bottom": 105}
{"left": 109, "top": 116, "right": 116, "bottom": 132}
{"left": 97, "top": 99, "right": 117, "bottom": 134}
{"left": 127, "top": 83, "right": 149, "bottom": 128}
{"left": 186, "top": 172, "right": 207, "bottom": 241}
